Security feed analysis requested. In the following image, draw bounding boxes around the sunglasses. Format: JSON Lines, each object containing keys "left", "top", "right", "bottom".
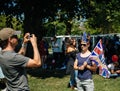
{"left": 81, "top": 44, "right": 87, "bottom": 47}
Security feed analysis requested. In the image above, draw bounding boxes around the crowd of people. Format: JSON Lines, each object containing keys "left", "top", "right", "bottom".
{"left": 0, "top": 27, "right": 120, "bottom": 91}
{"left": 49, "top": 33, "right": 120, "bottom": 90}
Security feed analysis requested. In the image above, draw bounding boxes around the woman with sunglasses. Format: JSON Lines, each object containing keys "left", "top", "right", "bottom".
{"left": 74, "top": 33, "right": 97, "bottom": 91}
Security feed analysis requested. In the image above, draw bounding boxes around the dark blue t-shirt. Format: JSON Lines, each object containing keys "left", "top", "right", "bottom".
{"left": 76, "top": 53, "right": 92, "bottom": 80}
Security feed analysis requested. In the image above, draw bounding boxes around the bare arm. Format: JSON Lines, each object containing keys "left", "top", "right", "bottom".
{"left": 86, "top": 62, "right": 97, "bottom": 72}
{"left": 26, "top": 34, "right": 41, "bottom": 67}
{"left": 74, "top": 59, "right": 79, "bottom": 70}
{"left": 111, "top": 69, "right": 120, "bottom": 74}
{"left": 18, "top": 33, "right": 30, "bottom": 55}
{"left": 116, "top": 70, "right": 120, "bottom": 74}
{"left": 85, "top": 56, "right": 98, "bottom": 72}
{"left": 74, "top": 59, "right": 97, "bottom": 72}
{"left": 74, "top": 59, "right": 87, "bottom": 70}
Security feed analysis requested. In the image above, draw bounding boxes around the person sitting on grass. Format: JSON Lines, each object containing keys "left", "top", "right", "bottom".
{"left": 108, "top": 55, "right": 120, "bottom": 78}
{"left": 108, "top": 61, "right": 120, "bottom": 77}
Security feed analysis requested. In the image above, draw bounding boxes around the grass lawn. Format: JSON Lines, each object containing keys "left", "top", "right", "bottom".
{"left": 27, "top": 68, "right": 120, "bottom": 91}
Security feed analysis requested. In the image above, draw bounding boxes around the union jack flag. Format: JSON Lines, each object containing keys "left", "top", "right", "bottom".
{"left": 90, "top": 39, "right": 110, "bottom": 78}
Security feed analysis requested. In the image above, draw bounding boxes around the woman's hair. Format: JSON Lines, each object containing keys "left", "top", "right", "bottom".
{"left": 67, "top": 38, "right": 76, "bottom": 47}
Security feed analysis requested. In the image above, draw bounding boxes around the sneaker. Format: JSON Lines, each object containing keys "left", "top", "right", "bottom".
{"left": 74, "top": 87, "right": 78, "bottom": 90}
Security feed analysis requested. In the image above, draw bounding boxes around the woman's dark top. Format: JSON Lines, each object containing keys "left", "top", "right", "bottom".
{"left": 66, "top": 50, "right": 78, "bottom": 74}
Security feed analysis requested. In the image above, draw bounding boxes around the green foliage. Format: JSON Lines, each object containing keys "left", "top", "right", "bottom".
{"left": 56, "top": 22, "right": 66, "bottom": 35}
{"left": 0, "top": 15, "right": 7, "bottom": 29}
{"left": 86, "top": 0, "right": 120, "bottom": 33}
{"left": 44, "top": 23, "right": 56, "bottom": 37}
{"left": 71, "top": 19, "right": 82, "bottom": 35}
{"left": 43, "top": 21, "right": 66, "bottom": 36}
{"left": 0, "top": 14, "right": 23, "bottom": 37}
{"left": 12, "top": 17, "right": 23, "bottom": 31}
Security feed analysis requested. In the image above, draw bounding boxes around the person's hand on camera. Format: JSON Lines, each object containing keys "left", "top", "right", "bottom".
{"left": 23, "top": 33, "right": 30, "bottom": 44}
{"left": 29, "top": 34, "right": 37, "bottom": 47}
{"left": 19, "top": 33, "right": 31, "bottom": 55}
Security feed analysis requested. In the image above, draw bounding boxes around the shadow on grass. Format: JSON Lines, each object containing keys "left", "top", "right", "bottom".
{"left": 27, "top": 68, "right": 67, "bottom": 79}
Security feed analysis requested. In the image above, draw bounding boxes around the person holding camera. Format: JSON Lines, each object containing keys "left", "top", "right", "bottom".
{"left": 0, "top": 28, "right": 41, "bottom": 91}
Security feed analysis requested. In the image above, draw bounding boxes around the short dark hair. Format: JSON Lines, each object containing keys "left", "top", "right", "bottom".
{"left": 10, "top": 35, "right": 18, "bottom": 40}
{"left": 0, "top": 39, "right": 8, "bottom": 49}
{"left": 0, "top": 35, "right": 18, "bottom": 49}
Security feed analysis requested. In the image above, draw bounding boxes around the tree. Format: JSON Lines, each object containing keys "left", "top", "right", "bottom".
{"left": 0, "top": 14, "right": 23, "bottom": 34}
{"left": 0, "top": 0, "right": 83, "bottom": 37}
{"left": 0, "top": 0, "right": 120, "bottom": 37}
{"left": 85, "top": 0, "right": 120, "bottom": 34}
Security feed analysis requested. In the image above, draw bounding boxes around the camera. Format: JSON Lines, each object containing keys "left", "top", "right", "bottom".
{"left": 27, "top": 35, "right": 32, "bottom": 39}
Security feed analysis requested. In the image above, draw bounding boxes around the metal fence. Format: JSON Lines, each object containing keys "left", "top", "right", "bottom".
{"left": 44, "top": 33, "right": 120, "bottom": 54}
